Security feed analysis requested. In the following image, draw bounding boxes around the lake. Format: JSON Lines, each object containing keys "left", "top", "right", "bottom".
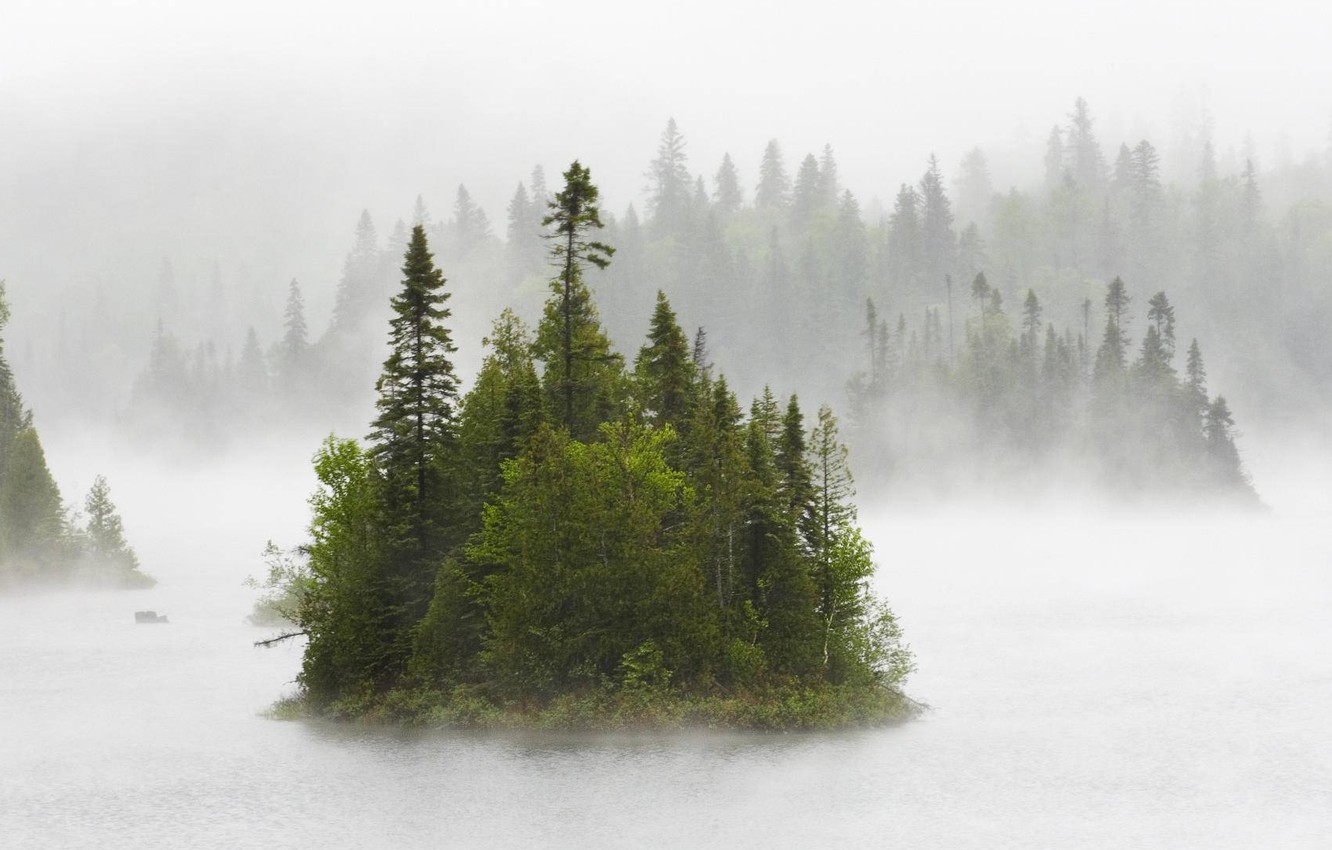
{"left": 2, "top": 438, "right": 1330, "bottom": 848}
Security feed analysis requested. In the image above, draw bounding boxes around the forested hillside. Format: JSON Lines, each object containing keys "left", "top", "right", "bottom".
{"left": 26, "top": 98, "right": 1319, "bottom": 497}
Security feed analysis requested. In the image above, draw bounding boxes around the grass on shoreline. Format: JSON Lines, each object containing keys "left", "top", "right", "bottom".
{"left": 264, "top": 681, "right": 922, "bottom": 732}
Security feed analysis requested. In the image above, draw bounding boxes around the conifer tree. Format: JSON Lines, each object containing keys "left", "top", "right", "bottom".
{"left": 1, "top": 428, "right": 67, "bottom": 574}
{"left": 1185, "top": 338, "right": 1208, "bottom": 416}
{"left": 534, "top": 161, "right": 623, "bottom": 440}
{"left": 647, "top": 118, "right": 692, "bottom": 233}
{"left": 1146, "top": 292, "right": 1176, "bottom": 359}
{"left": 280, "top": 279, "right": 309, "bottom": 382}
{"left": 331, "top": 211, "right": 382, "bottom": 334}
{"left": 1067, "top": 97, "right": 1106, "bottom": 191}
{"left": 804, "top": 406, "right": 869, "bottom": 673}
{"left": 919, "top": 154, "right": 956, "bottom": 288}
{"left": 714, "top": 153, "right": 743, "bottom": 215}
{"left": 453, "top": 309, "right": 544, "bottom": 528}
{"left": 635, "top": 291, "right": 695, "bottom": 429}
{"left": 741, "top": 390, "right": 820, "bottom": 677}
{"left": 817, "top": 144, "right": 840, "bottom": 207}
{"left": 1093, "top": 277, "right": 1131, "bottom": 388}
{"left": 1043, "top": 126, "right": 1065, "bottom": 190}
{"left": 755, "top": 140, "right": 790, "bottom": 212}
{"left": 451, "top": 184, "right": 492, "bottom": 258}
{"left": 82, "top": 475, "right": 153, "bottom": 587}
{"left": 368, "top": 224, "right": 461, "bottom": 646}
{"left": 792, "top": 153, "right": 823, "bottom": 227}
{"left": 887, "top": 184, "right": 923, "bottom": 292}
{"left": 776, "top": 396, "right": 813, "bottom": 524}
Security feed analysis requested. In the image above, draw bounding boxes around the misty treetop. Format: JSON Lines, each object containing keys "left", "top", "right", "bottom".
{"left": 844, "top": 276, "right": 1255, "bottom": 499}
{"left": 0, "top": 283, "right": 153, "bottom": 590}
{"left": 111, "top": 98, "right": 1294, "bottom": 502}
{"left": 265, "top": 163, "right": 914, "bottom": 729}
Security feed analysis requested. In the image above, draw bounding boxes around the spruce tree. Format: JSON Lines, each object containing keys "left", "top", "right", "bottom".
{"left": 791, "top": 153, "right": 823, "bottom": 228}
{"left": 82, "top": 475, "right": 153, "bottom": 587}
{"left": 330, "top": 210, "right": 382, "bottom": 335}
{"left": 714, "top": 153, "right": 743, "bottom": 215}
{"left": 635, "top": 291, "right": 695, "bottom": 429}
{"left": 368, "top": 224, "right": 461, "bottom": 648}
{"left": 534, "top": 161, "right": 623, "bottom": 440}
{"left": 755, "top": 140, "right": 790, "bottom": 212}
{"left": 919, "top": 154, "right": 956, "bottom": 289}
{"left": 647, "top": 118, "right": 692, "bottom": 233}
{"left": 280, "top": 279, "right": 309, "bottom": 388}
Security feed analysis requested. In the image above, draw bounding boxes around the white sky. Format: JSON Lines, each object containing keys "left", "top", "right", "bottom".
{"left": 2, "top": 0, "right": 1330, "bottom": 300}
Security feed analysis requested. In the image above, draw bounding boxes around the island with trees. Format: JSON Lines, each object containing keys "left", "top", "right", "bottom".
{"left": 259, "top": 163, "right": 917, "bottom": 730}
{"left": 0, "top": 284, "right": 152, "bottom": 591}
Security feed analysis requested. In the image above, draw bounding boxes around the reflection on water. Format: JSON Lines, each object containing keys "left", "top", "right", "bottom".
{"left": 3, "top": 493, "right": 1331, "bottom": 848}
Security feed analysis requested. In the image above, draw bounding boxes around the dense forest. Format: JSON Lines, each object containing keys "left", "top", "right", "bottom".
{"left": 261, "top": 164, "right": 916, "bottom": 729}
{"left": 0, "top": 284, "right": 151, "bottom": 590}
{"left": 52, "top": 98, "right": 1312, "bottom": 500}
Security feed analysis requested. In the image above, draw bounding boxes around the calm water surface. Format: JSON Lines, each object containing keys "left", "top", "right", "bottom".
{"left": 2, "top": 449, "right": 1330, "bottom": 848}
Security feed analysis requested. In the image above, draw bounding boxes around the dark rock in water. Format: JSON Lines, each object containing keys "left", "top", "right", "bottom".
{"left": 134, "top": 610, "right": 169, "bottom": 624}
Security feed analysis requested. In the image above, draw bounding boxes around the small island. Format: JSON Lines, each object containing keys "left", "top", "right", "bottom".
{"left": 258, "top": 162, "right": 917, "bottom": 730}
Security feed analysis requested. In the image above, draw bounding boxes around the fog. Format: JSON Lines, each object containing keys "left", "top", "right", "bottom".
{"left": 3, "top": 1, "right": 1332, "bottom": 846}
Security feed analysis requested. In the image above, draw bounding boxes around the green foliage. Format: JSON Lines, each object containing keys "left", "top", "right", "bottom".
{"left": 278, "top": 164, "right": 913, "bottom": 730}
{"left": 474, "top": 419, "right": 712, "bottom": 696}
{"left": 246, "top": 541, "right": 309, "bottom": 626}
{"left": 368, "top": 225, "right": 461, "bottom": 666}
{"left": 536, "top": 161, "right": 623, "bottom": 439}
{"left": 0, "top": 428, "right": 68, "bottom": 575}
{"left": 634, "top": 290, "right": 695, "bottom": 429}
{"left": 297, "top": 436, "right": 391, "bottom": 706}
{"left": 80, "top": 475, "right": 154, "bottom": 588}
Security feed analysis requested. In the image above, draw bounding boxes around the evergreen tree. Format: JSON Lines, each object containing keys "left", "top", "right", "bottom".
{"left": 82, "top": 475, "right": 153, "bottom": 587}
{"left": 330, "top": 211, "right": 382, "bottom": 334}
{"left": 919, "top": 154, "right": 956, "bottom": 289}
{"left": 368, "top": 224, "right": 461, "bottom": 657}
{"left": 755, "top": 140, "right": 790, "bottom": 212}
{"left": 1067, "top": 97, "right": 1106, "bottom": 191}
{"left": 634, "top": 291, "right": 695, "bottom": 429}
{"left": 1203, "top": 396, "right": 1249, "bottom": 491}
{"left": 741, "top": 389, "right": 820, "bottom": 677}
{"left": 887, "top": 184, "right": 923, "bottom": 293}
{"left": 776, "top": 395, "right": 813, "bottom": 524}
{"left": 955, "top": 146, "right": 994, "bottom": 226}
{"left": 1043, "top": 126, "right": 1065, "bottom": 190}
{"left": 1093, "top": 277, "right": 1131, "bottom": 387}
{"left": 280, "top": 279, "right": 309, "bottom": 383}
{"left": 817, "top": 144, "right": 840, "bottom": 207}
{"left": 804, "top": 406, "right": 869, "bottom": 675}
{"left": 534, "top": 161, "right": 623, "bottom": 440}
{"left": 1, "top": 428, "right": 67, "bottom": 576}
{"left": 451, "top": 184, "right": 492, "bottom": 259}
{"left": 647, "top": 118, "right": 692, "bottom": 233}
{"left": 1146, "top": 292, "right": 1176, "bottom": 359}
{"left": 714, "top": 153, "right": 743, "bottom": 215}
{"left": 453, "top": 309, "right": 545, "bottom": 529}
{"left": 792, "top": 153, "right": 823, "bottom": 227}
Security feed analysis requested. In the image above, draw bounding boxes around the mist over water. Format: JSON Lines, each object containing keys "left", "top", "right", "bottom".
{"left": 4, "top": 2, "right": 1332, "bottom": 846}
{"left": 2, "top": 426, "right": 1329, "bottom": 847}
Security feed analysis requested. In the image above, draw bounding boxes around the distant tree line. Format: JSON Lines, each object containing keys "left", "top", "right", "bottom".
{"left": 0, "top": 283, "right": 151, "bottom": 589}
{"left": 119, "top": 98, "right": 1319, "bottom": 497}
{"left": 844, "top": 276, "right": 1254, "bottom": 498}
